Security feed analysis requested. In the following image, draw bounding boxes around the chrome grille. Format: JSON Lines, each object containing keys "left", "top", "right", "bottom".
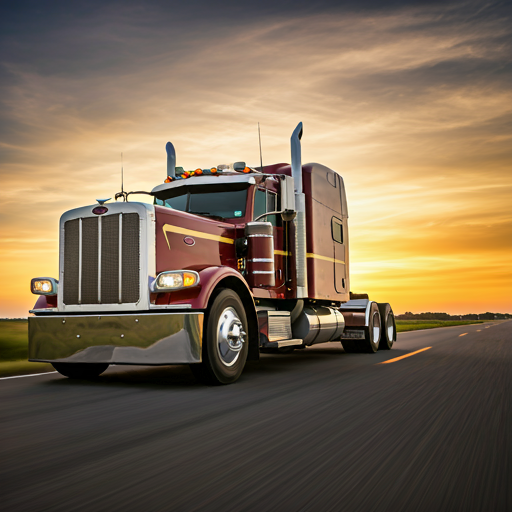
{"left": 63, "top": 213, "right": 140, "bottom": 305}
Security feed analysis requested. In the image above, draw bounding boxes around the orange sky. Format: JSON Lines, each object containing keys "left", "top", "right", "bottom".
{"left": 1, "top": 1, "right": 511, "bottom": 317}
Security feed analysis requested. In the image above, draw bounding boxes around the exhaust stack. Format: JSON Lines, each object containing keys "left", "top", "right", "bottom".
{"left": 166, "top": 142, "right": 176, "bottom": 177}
{"left": 291, "top": 122, "right": 307, "bottom": 298}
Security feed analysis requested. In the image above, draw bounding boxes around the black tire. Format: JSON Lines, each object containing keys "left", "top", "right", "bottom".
{"left": 361, "top": 302, "right": 381, "bottom": 353}
{"left": 190, "top": 289, "right": 249, "bottom": 385}
{"left": 52, "top": 363, "right": 109, "bottom": 379}
{"left": 342, "top": 302, "right": 381, "bottom": 353}
{"left": 377, "top": 303, "right": 396, "bottom": 350}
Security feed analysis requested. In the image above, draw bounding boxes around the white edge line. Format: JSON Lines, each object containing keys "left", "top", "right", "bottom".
{"left": 0, "top": 371, "right": 58, "bottom": 381}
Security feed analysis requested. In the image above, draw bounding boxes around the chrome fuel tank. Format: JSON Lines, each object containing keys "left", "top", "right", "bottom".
{"left": 292, "top": 306, "right": 345, "bottom": 345}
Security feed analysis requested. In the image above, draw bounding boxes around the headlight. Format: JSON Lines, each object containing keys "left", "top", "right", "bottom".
{"left": 31, "top": 277, "right": 58, "bottom": 295}
{"left": 153, "top": 271, "right": 200, "bottom": 291}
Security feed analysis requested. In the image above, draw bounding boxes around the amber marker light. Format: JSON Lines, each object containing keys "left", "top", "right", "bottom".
{"left": 31, "top": 277, "right": 58, "bottom": 295}
{"left": 243, "top": 167, "right": 251, "bottom": 173}
{"left": 210, "top": 167, "right": 218, "bottom": 174}
{"left": 164, "top": 176, "right": 173, "bottom": 183}
{"left": 183, "top": 272, "right": 197, "bottom": 287}
{"left": 195, "top": 168, "right": 203, "bottom": 175}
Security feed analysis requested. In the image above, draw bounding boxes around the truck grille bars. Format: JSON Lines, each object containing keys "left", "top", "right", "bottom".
{"left": 63, "top": 213, "right": 140, "bottom": 305}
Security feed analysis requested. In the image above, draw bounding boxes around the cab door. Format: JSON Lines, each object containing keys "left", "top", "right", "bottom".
{"left": 253, "top": 184, "right": 285, "bottom": 290}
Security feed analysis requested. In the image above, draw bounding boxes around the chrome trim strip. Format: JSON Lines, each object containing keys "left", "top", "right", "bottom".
{"left": 29, "top": 308, "right": 58, "bottom": 313}
{"left": 78, "top": 218, "right": 82, "bottom": 304}
{"left": 151, "top": 174, "right": 256, "bottom": 195}
{"left": 118, "top": 213, "right": 123, "bottom": 303}
{"left": 247, "top": 234, "right": 273, "bottom": 238}
{"left": 252, "top": 270, "right": 275, "bottom": 274}
{"left": 98, "top": 215, "right": 102, "bottom": 303}
{"left": 248, "top": 258, "right": 274, "bottom": 263}
{"left": 149, "top": 304, "right": 193, "bottom": 310}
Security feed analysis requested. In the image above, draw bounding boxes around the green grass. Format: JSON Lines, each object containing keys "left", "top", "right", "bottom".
{"left": 0, "top": 318, "right": 488, "bottom": 377}
{"left": 0, "top": 360, "right": 54, "bottom": 378}
{"left": 0, "top": 320, "right": 29, "bottom": 362}
{"left": 396, "top": 319, "right": 484, "bottom": 332}
{"left": 0, "top": 320, "right": 54, "bottom": 377}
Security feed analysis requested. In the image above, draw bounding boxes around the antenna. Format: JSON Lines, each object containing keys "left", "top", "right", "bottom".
{"left": 258, "top": 122, "right": 263, "bottom": 170}
{"left": 121, "top": 152, "right": 124, "bottom": 197}
{"left": 115, "top": 152, "right": 128, "bottom": 202}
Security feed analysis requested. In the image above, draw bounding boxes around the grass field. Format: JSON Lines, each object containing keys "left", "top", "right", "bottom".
{"left": 0, "top": 320, "right": 53, "bottom": 377}
{"left": 395, "top": 319, "right": 484, "bottom": 332}
{"left": 0, "top": 318, "right": 487, "bottom": 377}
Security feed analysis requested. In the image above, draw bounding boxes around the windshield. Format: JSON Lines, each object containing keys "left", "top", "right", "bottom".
{"left": 154, "top": 183, "right": 248, "bottom": 219}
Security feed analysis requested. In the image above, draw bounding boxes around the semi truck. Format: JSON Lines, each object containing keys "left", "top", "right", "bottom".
{"left": 28, "top": 123, "right": 396, "bottom": 384}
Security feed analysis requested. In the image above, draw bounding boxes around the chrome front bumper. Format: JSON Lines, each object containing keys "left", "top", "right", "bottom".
{"left": 29, "top": 312, "right": 203, "bottom": 365}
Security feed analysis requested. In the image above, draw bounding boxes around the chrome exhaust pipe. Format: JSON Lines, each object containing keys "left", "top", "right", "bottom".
{"left": 291, "top": 122, "right": 307, "bottom": 298}
{"left": 166, "top": 141, "right": 176, "bottom": 177}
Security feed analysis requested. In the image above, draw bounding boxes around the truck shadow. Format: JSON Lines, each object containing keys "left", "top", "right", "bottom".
{"left": 42, "top": 344, "right": 365, "bottom": 389}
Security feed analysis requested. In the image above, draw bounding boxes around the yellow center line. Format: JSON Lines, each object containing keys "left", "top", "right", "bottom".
{"left": 378, "top": 347, "right": 432, "bottom": 364}
{"left": 476, "top": 330, "right": 482, "bottom": 332}
{"left": 459, "top": 333, "right": 468, "bottom": 337}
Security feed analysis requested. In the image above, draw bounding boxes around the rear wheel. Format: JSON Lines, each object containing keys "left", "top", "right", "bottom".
{"left": 341, "top": 302, "right": 381, "bottom": 353}
{"left": 52, "top": 363, "right": 109, "bottom": 379}
{"left": 361, "top": 302, "right": 381, "bottom": 353}
{"left": 190, "top": 289, "right": 248, "bottom": 385}
{"left": 378, "top": 303, "right": 396, "bottom": 350}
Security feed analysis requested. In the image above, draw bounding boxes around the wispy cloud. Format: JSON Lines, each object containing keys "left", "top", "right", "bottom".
{"left": 0, "top": 0, "right": 510, "bottom": 315}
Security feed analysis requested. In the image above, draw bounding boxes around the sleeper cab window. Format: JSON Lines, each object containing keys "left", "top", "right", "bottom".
{"left": 254, "top": 189, "right": 278, "bottom": 227}
{"left": 332, "top": 217, "right": 343, "bottom": 244}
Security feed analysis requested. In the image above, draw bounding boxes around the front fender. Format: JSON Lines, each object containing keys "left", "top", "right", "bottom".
{"left": 196, "top": 267, "right": 252, "bottom": 308}
{"left": 162, "top": 266, "right": 251, "bottom": 310}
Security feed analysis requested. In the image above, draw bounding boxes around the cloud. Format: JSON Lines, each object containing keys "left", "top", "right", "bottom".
{"left": 0, "top": 0, "right": 511, "bottom": 315}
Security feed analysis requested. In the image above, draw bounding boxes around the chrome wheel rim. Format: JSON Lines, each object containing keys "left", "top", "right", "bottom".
{"left": 372, "top": 311, "right": 381, "bottom": 346}
{"left": 216, "top": 307, "right": 246, "bottom": 367}
{"left": 387, "top": 315, "right": 394, "bottom": 342}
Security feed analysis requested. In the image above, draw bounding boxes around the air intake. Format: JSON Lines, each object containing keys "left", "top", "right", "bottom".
{"left": 63, "top": 213, "right": 140, "bottom": 305}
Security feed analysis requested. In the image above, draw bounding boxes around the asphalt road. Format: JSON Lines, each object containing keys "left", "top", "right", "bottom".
{"left": 1, "top": 321, "right": 511, "bottom": 512}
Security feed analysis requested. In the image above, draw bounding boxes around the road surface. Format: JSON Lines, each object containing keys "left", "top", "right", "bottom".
{"left": 1, "top": 321, "right": 511, "bottom": 511}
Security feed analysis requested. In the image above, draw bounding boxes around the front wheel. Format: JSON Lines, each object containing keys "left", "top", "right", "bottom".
{"left": 52, "top": 363, "right": 109, "bottom": 379}
{"left": 190, "top": 289, "right": 249, "bottom": 385}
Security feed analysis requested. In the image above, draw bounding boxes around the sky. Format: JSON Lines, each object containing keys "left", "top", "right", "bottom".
{"left": 0, "top": 0, "right": 511, "bottom": 317}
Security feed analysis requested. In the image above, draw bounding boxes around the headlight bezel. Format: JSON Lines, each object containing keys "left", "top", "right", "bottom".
{"left": 152, "top": 270, "right": 200, "bottom": 292}
{"left": 31, "top": 277, "right": 59, "bottom": 296}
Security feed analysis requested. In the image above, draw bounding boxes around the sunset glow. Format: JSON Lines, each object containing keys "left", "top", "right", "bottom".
{"left": 1, "top": 0, "right": 511, "bottom": 317}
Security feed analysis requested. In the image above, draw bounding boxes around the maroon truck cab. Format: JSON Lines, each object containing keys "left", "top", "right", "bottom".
{"left": 28, "top": 124, "right": 396, "bottom": 384}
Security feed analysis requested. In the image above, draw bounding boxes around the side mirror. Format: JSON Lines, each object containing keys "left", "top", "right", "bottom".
{"left": 281, "top": 209, "right": 296, "bottom": 222}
